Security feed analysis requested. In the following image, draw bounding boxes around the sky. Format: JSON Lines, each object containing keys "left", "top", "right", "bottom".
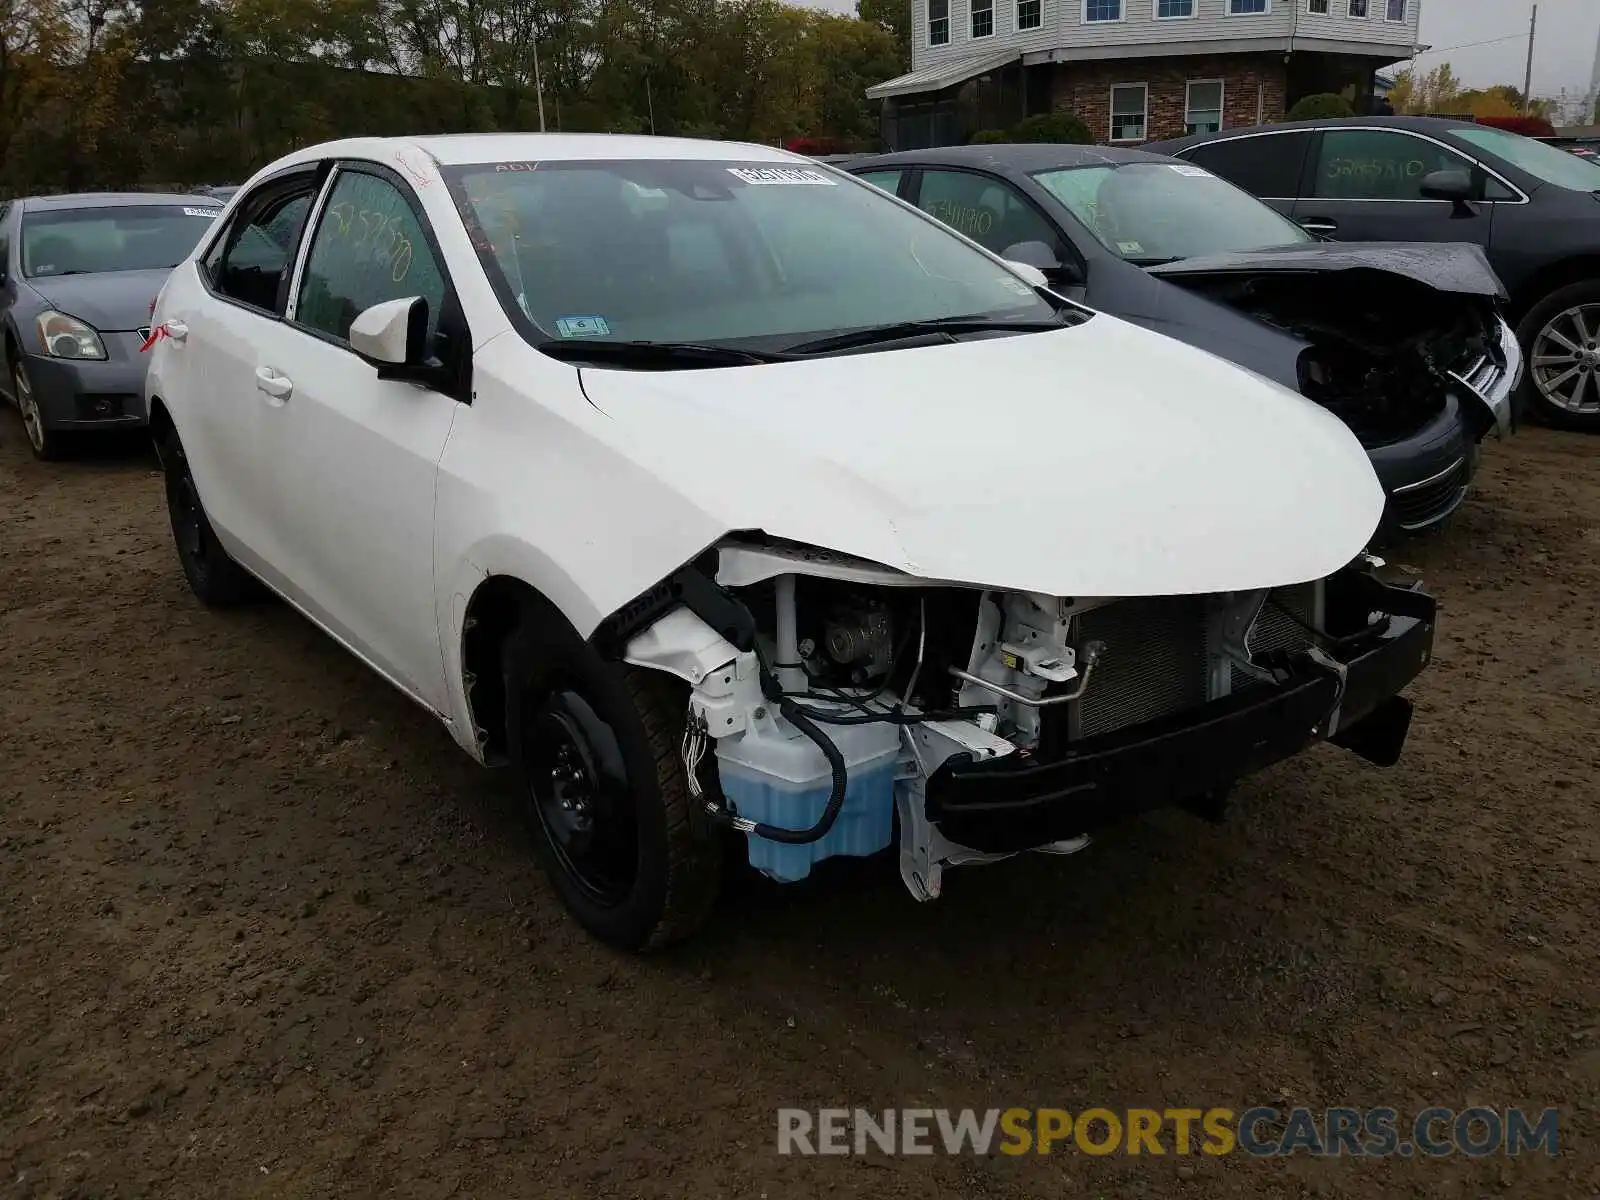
{"left": 1413, "top": 0, "right": 1600, "bottom": 99}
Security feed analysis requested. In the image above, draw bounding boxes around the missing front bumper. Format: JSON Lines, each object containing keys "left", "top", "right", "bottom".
{"left": 923, "top": 577, "right": 1436, "bottom": 854}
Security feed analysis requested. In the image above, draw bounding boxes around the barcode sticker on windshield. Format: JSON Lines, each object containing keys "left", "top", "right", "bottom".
{"left": 726, "top": 167, "right": 836, "bottom": 186}
{"left": 184, "top": 207, "right": 220, "bottom": 217}
{"left": 1168, "top": 164, "right": 1212, "bottom": 178}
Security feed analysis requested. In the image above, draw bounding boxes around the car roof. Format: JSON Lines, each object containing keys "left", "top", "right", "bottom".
{"left": 20, "top": 192, "right": 222, "bottom": 211}
{"left": 852, "top": 143, "right": 1180, "bottom": 171}
{"left": 253, "top": 132, "right": 807, "bottom": 181}
{"left": 1152, "top": 114, "right": 1481, "bottom": 151}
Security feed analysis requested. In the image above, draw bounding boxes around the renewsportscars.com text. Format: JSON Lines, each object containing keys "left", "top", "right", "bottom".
{"left": 776, "top": 1106, "right": 1560, "bottom": 1158}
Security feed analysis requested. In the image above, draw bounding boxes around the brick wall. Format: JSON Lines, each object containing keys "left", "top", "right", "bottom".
{"left": 1050, "top": 54, "right": 1287, "bottom": 144}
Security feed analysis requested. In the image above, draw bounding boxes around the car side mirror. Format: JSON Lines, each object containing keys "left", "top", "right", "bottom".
{"left": 1003, "top": 239, "right": 1085, "bottom": 289}
{"left": 1419, "top": 169, "right": 1477, "bottom": 218}
{"left": 351, "top": 295, "right": 427, "bottom": 366}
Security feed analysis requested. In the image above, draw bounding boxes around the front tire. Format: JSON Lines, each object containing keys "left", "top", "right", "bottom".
{"left": 13, "top": 361, "right": 64, "bottom": 461}
{"left": 503, "top": 609, "right": 722, "bottom": 951}
{"left": 1517, "top": 281, "right": 1600, "bottom": 431}
{"left": 160, "top": 427, "right": 258, "bottom": 607}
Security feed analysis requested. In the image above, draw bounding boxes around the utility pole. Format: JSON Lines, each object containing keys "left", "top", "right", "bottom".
{"left": 1523, "top": 3, "right": 1538, "bottom": 116}
{"left": 533, "top": 35, "right": 547, "bottom": 132}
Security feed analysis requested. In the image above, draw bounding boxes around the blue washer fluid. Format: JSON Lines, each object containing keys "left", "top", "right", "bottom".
{"left": 714, "top": 711, "right": 900, "bottom": 882}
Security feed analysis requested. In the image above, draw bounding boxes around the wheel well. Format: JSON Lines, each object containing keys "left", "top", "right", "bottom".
{"left": 461, "top": 575, "right": 561, "bottom": 765}
{"left": 1508, "top": 256, "right": 1600, "bottom": 324}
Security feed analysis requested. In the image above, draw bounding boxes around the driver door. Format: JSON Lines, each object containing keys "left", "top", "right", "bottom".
{"left": 1291, "top": 128, "right": 1501, "bottom": 247}
{"left": 262, "top": 164, "right": 469, "bottom": 709}
{"left": 908, "top": 168, "right": 1086, "bottom": 300}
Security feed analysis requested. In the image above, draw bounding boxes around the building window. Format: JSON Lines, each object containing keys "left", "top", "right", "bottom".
{"left": 1385, "top": 0, "right": 1404, "bottom": 18}
{"left": 971, "top": 0, "right": 994, "bottom": 37}
{"left": 1084, "top": 0, "right": 1121, "bottom": 21}
{"left": 1348, "top": 0, "right": 1367, "bottom": 15}
{"left": 1110, "top": 84, "right": 1147, "bottom": 141}
{"left": 1156, "top": 0, "right": 1194, "bottom": 16}
{"left": 929, "top": 0, "right": 949, "bottom": 44}
{"left": 1018, "top": 0, "right": 1042, "bottom": 29}
{"left": 1186, "top": 80, "right": 1224, "bottom": 133}
{"left": 1229, "top": 0, "right": 1268, "bottom": 13}
{"left": 1306, "top": 0, "right": 1329, "bottom": 12}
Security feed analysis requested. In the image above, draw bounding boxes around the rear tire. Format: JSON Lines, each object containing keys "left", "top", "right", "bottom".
{"left": 1517, "top": 281, "right": 1600, "bottom": 431}
{"left": 160, "top": 426, "right": 259, "bottom": 607}
{"left": 503, "top": 606, "right": 722, "bottom": 951}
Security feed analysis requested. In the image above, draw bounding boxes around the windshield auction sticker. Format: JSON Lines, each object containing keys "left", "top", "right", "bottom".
{"left": 555, "top": 316, "right": 611, "bottom": 338}
{"left": 727, "top": 167, "right": 836, "bottom": 186}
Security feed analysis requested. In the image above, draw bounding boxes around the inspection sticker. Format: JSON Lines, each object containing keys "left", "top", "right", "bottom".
{"left": 727, "top": 166, "right": 836, "bottom": 186}
{"left": 1169, "top": 164, "right": 1213, "bottom": 178}
{"left": 183, "top": 207, "right": 220, "bottom": 217}
{"left": 555, "top": 316, "right": 611, "bottom": 338}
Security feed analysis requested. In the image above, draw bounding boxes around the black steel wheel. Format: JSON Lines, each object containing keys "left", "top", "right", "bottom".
{"left": 503, "top": 603, "right": 722, "bottom": 951}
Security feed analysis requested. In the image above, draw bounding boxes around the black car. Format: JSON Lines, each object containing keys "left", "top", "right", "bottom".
{"left": 1147, "top": 117, "right": 1600, "bottom": 431}
{"left": 846, "top": 144, "right": 1520, "bottom": 532}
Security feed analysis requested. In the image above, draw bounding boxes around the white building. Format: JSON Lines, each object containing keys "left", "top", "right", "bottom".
{"left": 866, "top": 0, "right": 1426, "bottom": 148}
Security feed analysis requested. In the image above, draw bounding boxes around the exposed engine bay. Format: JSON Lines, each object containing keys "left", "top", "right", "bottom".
{"left": 1158, "top": 268, "right": 1502, "bottom": 446}
{"left": 615, "top": 536, "right": 1436, "bottom": 903}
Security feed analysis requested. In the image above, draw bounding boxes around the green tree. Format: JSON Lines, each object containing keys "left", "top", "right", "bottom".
{"left": 855, "top": 0, "right": 907, "bottom": 72}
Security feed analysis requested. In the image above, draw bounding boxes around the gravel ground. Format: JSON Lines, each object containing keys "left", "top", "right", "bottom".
{"left": 1, "top": 413, "right": 1598, "bottom": 1199}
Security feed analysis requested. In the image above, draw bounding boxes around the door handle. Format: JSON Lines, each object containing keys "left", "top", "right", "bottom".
{"left": 164, "top": 320, "right": 189, "bottom": 344}
{"left": 254, "top": 366, "right": 293, "bottom": 401}
{"left": 1299, "top": 218, "right": 1338, "bottom": 237}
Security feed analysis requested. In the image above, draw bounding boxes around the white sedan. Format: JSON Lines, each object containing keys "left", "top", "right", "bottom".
{"left": 145, "top": 133, "right": 1438, "bottom": 950}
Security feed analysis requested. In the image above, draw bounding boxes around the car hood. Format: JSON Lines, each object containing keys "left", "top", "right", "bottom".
{"left": 575, "top": 314, "right": 1386, "bottom": 598}
{"left": 1146, "top": 241, "right": 1507, "bottom": 299}
{"left": 25, "top": 268, "right": 172, "bottom": 333}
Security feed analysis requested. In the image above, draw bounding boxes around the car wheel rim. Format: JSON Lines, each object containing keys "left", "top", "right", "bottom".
{"left": 1532, "top": 305, "right": 1600, "bottom": 415}
{"left": 524, "top": 691, "right": 638, "bottom": 909}
{"left": 14, "top": 366, "right": 44, "bottom": 452}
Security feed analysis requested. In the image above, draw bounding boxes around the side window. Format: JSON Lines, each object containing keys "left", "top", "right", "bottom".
{"left": 1184, "top": 133, "right": 1313, "bottom": 199}
{"left": 296, "top": 169, "right": 447, "bottom": 347}
{"left": 1311, "top": 130, "right": 1478, "bottom": 201}
{"left": 915, "top": 169, "right": 1059, "bottom": 257}
{"left": 208, "top": 188, "right": 314, "bottom": 312}
{"left": 855, "top": 170, "right": 905, "bottom": 196}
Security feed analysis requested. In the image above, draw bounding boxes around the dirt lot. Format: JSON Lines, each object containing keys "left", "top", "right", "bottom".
{"left": 1, "top": 414, "right": 1598, "bottom": 1199}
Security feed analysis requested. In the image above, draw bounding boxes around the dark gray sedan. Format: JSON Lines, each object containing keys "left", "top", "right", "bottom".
{"left": 1147, "top": 117, "right": 1600, "bottom": 431}
{"left": 0, "top": 192, "right": 222, "bottom": 458}
{"left": 847, "top": 144, "right": 1522, "bottom": 533}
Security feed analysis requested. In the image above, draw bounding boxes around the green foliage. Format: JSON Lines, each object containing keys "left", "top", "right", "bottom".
{"left": 967, "top": 129, "right": 1009, "bottom": 144}
{"left": 1286, "top": 92, "right": 1355, "bottom": 121}
{"left": 0, "top": 0, "right": 899, "bottom": 194}
{"left": 1010, "top": 112, "right": 1091, "bottom": 144}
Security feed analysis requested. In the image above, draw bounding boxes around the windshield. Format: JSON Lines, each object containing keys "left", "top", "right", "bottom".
{"left": 1033, "top": 162, "right": 1311, "bottom": 264}
{"left": 442, "top": 159, "right": 1059, "bottom": 351}
{"left": 1453, "top": 125, "right": 1600, "bottom": 191}
{"left": 21, "top": 204, "right": 221, "bottom": 277}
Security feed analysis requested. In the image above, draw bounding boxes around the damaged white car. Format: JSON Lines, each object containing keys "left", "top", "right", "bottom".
{"left": 145, "top": 133, "right": 1439, "bottom": 950}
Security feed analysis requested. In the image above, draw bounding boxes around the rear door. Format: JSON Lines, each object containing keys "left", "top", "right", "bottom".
{"left": 1291, "top": 127, "right": 1505, "bottom": 246}
{"left": 1176, "top": 131, "right": 1315, "bottom": 221}
{"left": 173, "top": 169, "right": 321, "bottom": 573}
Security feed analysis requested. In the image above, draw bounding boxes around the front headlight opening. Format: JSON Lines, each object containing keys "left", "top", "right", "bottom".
{"left": 37, "top": 311, "right": 106, "bottom": 360}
